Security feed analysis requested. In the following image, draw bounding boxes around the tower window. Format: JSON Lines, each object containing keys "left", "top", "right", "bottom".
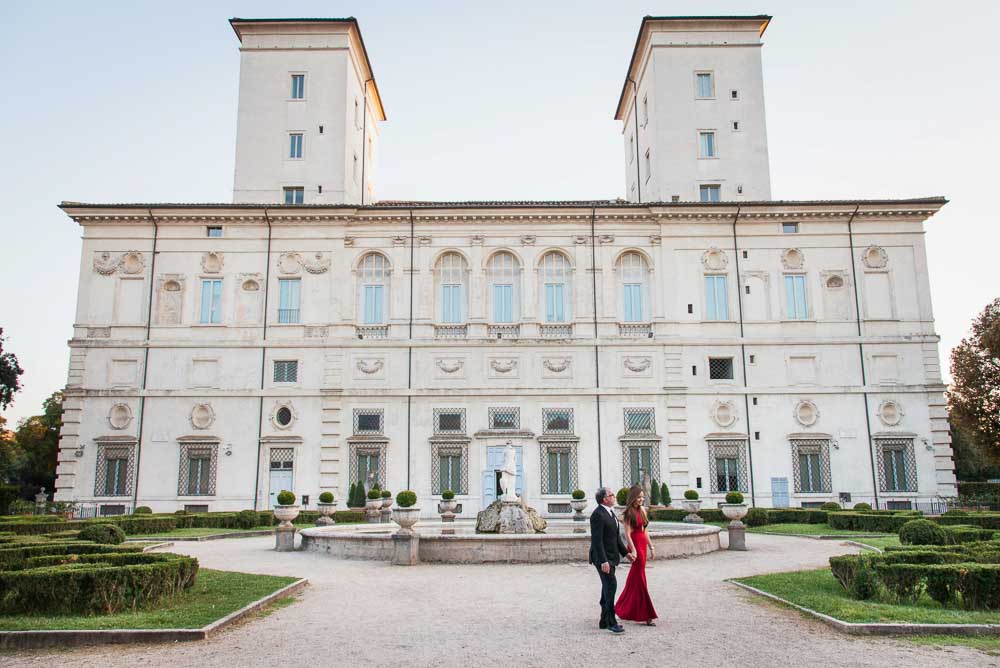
{"left": 289, "top": 133, "right": 303, "bottom": 159}
{"left": 732, "top": 121, "right": 740, "bottom": 131}
{"left": 290, "top": 74, "right": 305, "bottom": 100}
{"left": 206, "top": 226, "right": 222, "bottom": 238}
{"left": 783, "top": 222, "right": 800, "bottom": 234}
{"left": 696, "top": 72, "right": 714, "bottom": 98}
{"left": 699, "top": 185, "right": 721, "bottom": 203}
{"left": 283, "top": 187, "right": 304, "bottom": 204}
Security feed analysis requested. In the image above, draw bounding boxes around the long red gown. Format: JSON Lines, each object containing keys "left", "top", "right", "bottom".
{"left": 615, "top": 519, "right": 658, "bottom": 622}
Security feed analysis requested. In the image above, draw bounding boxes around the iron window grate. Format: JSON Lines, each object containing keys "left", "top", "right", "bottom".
{"left": 709, "top": 439, "right": 749, "bottom": 493}
{"left": 623, "top": 407, "right": 655, "bottom": 434}
{"left": 790, "top": 438, "right": 832, "bottom": 493}
{"left": 274, "top": 360, "right": 298, "bottom": 383}
{"left": 433, "top": 408, "right": 466, "bottom": 435}
{"left": 542, "top": 408, "right": 574, "bottom": 434}
{"left": 178, "top": 443, "right": 218, "bottom": 496}
{"left": 541, "top": 442, "right": 579, "bottom": 494}
{"left": 269, "top": 447, "right": 294, "bottom": 470}
{"left": 488, "top": 406, "right": 520, "bottom": 431}
{"left": 354, "top": 408, "right": 384, "bottom": 435}
{"left": 94, "top": 444, "right": 136, "bottom": 497}
{"left": 620, "top": 440, "right": 661, "bottom": 487}
{"left": 709, "top": 357, "right": 734, "bottom": 380}
{"left": 431, "top": 441, "right": 469, "bottom": 495}
{"left": 349, "top": 442, "right": 386, "bottom": 488}
{"left": 876, "top": 438, "right": 917, "bottom": 492}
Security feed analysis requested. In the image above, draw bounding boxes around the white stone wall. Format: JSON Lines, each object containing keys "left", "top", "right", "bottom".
{"left": 54, "top": 202, "right": 956, "bottom": 516}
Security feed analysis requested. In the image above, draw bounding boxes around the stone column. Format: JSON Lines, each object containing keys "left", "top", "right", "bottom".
{"left": 391, "top": 532, "right": 420, "bottom": 566}
{"left": 728, "top": 523, "right": 747, "bottom": 551}
{"left": 275, "top": 525, "right": 296, "bottom": 552}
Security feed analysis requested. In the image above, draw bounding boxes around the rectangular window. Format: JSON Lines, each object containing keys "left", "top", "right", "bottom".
{"left": 624, "top": 408, "right": 654, "bottom": 434}
{"left": 289, "top": 133, "right": 303, "bottom": 159}
{"left": 290, "top": 74, "right": 305, "bottom": 99}
{"left": 440, "top": 454, "right": 462, "bottom": 494}
{"left": 699, "top": 185, "right": 721, "bottom": 203}
{"left": 878, "top": 440, "right": 916, "bottom": 493}
{"left": 730, "top": 89, "right": 739, "bottom": 100}
{"left": 548, "top": 450, "right": 572, "bottom": 494}
{"left": 542, "top": 408, "right": 574, "bottom": 434}
{"left": 489, "top": 407, "right": 520, "bottom": 431}
{"left": 699, "top": 131, "right": 717, "bottom": 158}
{"left": 355, "top": 409, "right": 384, "bottom": 434}
{"left": 278, "top": 279, "right": 301, "bottom": 324}
{"left": 623, "top": 283, "right": 643, "bottom": 322}
{"left": 696, "top": 72, "right": 714, "bottom": 98}
{"left": 364, "top": 285, "right": 384, "bottom": 324}
{"left": 798, "top": 452, "right": 824, "bottom": 493}
{"left": 705, "top": 275, "right": 729, "bottom": 321}
{"left": 199, "top": 279, "right": 222, "bottom": 324}
{"left": 442, "top": 284, "right": 462, "bottom": 323}
{"left": 709, "top": 357, "right": 734, "bottom": 380}
{"left": 545, "top": 284, "right": 565, "bottom": 323}
{"left": 186, "top": 454, "right": 212, "bottom": 495}
{"left": 493, "top": 284, "right": 513, "bottom": 323}
{"left": 434, "top": 408, "right": 465, "bottom": 434}
{"left": 732, "top": 121, "right": 740, "bottom": 132}
{"left": 628, "top": 447, "right": 653, "bottom": 486}
{"left": 178, "top": 444, "right": 217, "bottom": 497}
{"left": 104, "top": 457, "right": 127, "bottom": 496}
{"left": 783, "top": 222, "right": 800, "bottom": 234}
{"left": 283, "top": 187, "right": 304, "bottom": 204}
{"left": 715, "top": 457, "right": 739, "bottom": 492}
{"left": 207, "top": 226, "right": 222, "bottom": 237}
{"left": 784, "top": 275, "right": 809, "bottom": 320}
{"left": 357, "top": 452, "right": 380, "bottom": 484}
{"left": 273, "top": 360, "right": 298, "bottom": 383}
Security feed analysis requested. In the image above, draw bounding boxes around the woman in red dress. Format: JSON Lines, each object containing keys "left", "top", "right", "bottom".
{"left": 615, "top": 484, "right": 658, "bottom": 625}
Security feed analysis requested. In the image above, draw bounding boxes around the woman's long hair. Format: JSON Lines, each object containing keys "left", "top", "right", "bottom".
{"left": 623, "top": 484, "right": 647, "bottom": 529}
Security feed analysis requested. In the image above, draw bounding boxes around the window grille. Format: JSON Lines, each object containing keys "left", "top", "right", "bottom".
{"left": 353, "top": 409, "right": 384, "bottom": 435}
{"left": 620, "top": 440, "right": 660, "bottom": 486}
{"left": 275, "top": 406, "right": 293, "bottom": 427}
{"left": 274, "top": 360, "right": 298, "bottom": 383}
{"left": 542, "top": 408, "right": 574, "bottom": 434}
{"left": 488, "top": 406, "right": 520, "bottom": 431}
{"left": 269, "top": 448, "right": 294, "bottom": 470}
{"left": 624, "top": 407, "right": 655, "bottom": 434}
{"left": 708, "top": 439, "right": 749, "bottom": 493}
{"left": 433, "top": 408, "right": 466, "bottom": 434}
{"left": 94, "top": 444, "right": 135, "bottom": 497}
{"left": 709, "top": 357, "right": 734, "bottom": 380}
{"left": 541, "top": 442, "right": 578, "bottom": 494}
{"left": 876, "top": 438, "right": 917, "bottom": 492}
{"left": 178, "top": 443, "right": 218, "bottom": 496}
{"left": 431, "top": 441, "right": 468, "bottom": 495}
{"left": 349, "top": 442, "right": 386, "bottom": 488}
{"left": 790, "top": 439, "right": 832, "bottom": 493}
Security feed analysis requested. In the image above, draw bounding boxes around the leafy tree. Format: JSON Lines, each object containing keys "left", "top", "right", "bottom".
{"left": 947, "top": 298, "right": 1000, "bottom": 472}
{"left": 949, "top": 421, "right": 996, "bottom": 481}
{"left": 0, "top": 328, "right": 24, "bottom": 410}
{"left": 10, "top": 391, "right": 63, "bottom": 492}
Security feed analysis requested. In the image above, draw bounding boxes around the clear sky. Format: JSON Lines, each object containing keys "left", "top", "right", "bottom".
{"left": 1, "top": 0, "right": 998, "bottom": 425}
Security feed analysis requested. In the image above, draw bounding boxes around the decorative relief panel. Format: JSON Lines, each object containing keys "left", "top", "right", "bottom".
{"left": 781, "top": 248, "right": 805, "bottom": 270}
{"left": 542, "top": 356, "right": 572, "bottom": 378}
{"left": 877, "top": 399, "right": 903, "bottom": 426}
{"left": 520, "top": 235, "right": 536, "bottom": 246}
{"left": 434, "top": 357, "right": 466, "bottom": 379}
{"left": 710, "top": 400, "right": 738, "bottom": 428}
{"left": 155, "top": 274, "right": 185, "bottom": 325}
{"left": 87, "top": 327, "right": 111, "bottom": 338}
{"left": 108, "top": 403, "right": 133, "bottom": 430}
{"left": 235, "top": 273, "right": 263, "bottom": 324}
{"left": 701, "top": 247, "right": 728, "bottom": 271}
{"left": 353, "top": 356, "right": 386, "bottom": 379}
{"left": 622, "top": 355, "right": 653, "bottom": 377}
{"left": 862, "top": 245, "right": 889, "bottom": 269}
{"left": 201, "top": 252, "right": 224, "bottom": 274}
{"left": 793, "top": 399, "right": 820, "bottom": 427}
{"left": 190, "top": 403, "right": 216, "bottom": 430}
{"left": 304, "top": 326, "right": 329, "bottom": 338}
{"left": 488, "top": 357, "right": 519, "bottom": 379}
{"left": 93, "top": 251, "right": 145, "bottom": 276}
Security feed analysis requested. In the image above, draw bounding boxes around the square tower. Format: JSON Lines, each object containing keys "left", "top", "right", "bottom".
{"left": 230, "top": 18, "right": 386, "bottom": 205}
{"left": 616, "top": 16, "right": 772, "bottom": 203}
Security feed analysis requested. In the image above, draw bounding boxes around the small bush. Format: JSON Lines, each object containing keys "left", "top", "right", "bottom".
{"left": 899, "top": 519, "right": 947, "bottom": 546}
{"left": 725, "top": 491, "right": 744, "bottom": 504}
{"left": 616, "top": 488, "right": 628, "bottom": 506}
{"left": 852, "top": 503, "right": 872, "bottom": 511}
{"left": 77, "top": 523, "right": 125, "bottom": 545}
{"left": 318, "top": 492, "right": 335, "bottom": 504}
{"left": 943, "top": 509, "right": 968, "bottom": 516}
{"left": 276, "top": 490, "right": 296, "bottom": 506}
{"left": 236, "top": 509, "right": 259, "bottom": 530}
{"left": 745, "top": 507, "right": 769, "bottom": 527}
{"left": 650, "top": 479, "right": 660, "bottom": 505}
{"left": 174, "top": 509, "right": 188, "bottom": 515}
{"left": 684, "top": 489, "right": 699, "bottom": 501}
{"left": 367, "top": 488, "right": 383, "bottom": 500}
{"left": 381, "top": 489, "right": 392, "bottom": 499}
{"left": 661, "top": 483, "right": 671, "bottom": 507}
{"left": 134, "top": 506, "right": 152, "bottom": 514}
{"left": 442, "top": 490, "right": 456, "bottom": 501}
{"left": 396, "top": 491, "right": 417, "bottom": 508}
{"left": 571, "top": 489, "right": 585, "bottom": 501}
{"left": 820, "top": 502, "right": 841, "bottom": 511}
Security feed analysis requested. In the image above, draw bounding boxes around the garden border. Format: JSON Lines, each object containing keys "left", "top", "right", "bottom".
{"left": 126, "top": 530, "right": 274, "bottom": 542}
{"left": 729, "top": 580, "right": 1000, "bottom": 636}
{"left": 0, "top": 577, "right": 307, "bottom": 649}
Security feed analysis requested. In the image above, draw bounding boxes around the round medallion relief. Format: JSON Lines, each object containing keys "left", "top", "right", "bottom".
{"left": 201, "top": 252, "right": 224, "bottom": 273}
{"left": 794, "top": 400, "right": 820, "bottom": 427}
{"left": 278, "top": 253, "right": 301, "bottom": 275}
{"left": 878, "top": 400, "right": 903, "bottom": 426}
{"left": 120, "top": 251, "right": 145, "bottom": 274}
{"left": 108, "top": 403, "right": 133, "bottom": 430}
{"left": 711, "top": 400, "right": 738, "bottom": 428}
{"left": 782, "top": 248, "right": 805, "bottom": 270}
{"left": 190, "top": 403, "right": 215, "bottom": 430}
{"left": 863, "top": 245, "right": 888, "bottom": 269}
{"left": 701, "top": 247, "right": 728, "bottom": 271}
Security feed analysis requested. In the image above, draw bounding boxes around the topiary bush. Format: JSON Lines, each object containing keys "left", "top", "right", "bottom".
{"left": 367, "top": 488, "right": 383, "bottom": 501}
{"left": 571, "top": 489, "right": 585, "bottom": 501}
{"left": 820, "top": 502, "right": 841, "bottom": 511}
{"left": 661, "top": 483, "right": 670, "bottom": 507}
{"left": 684, "top": 489, "right": 699, "bottom": 501}
{"left": 852, "top": 502, "right": 872, "bottom": 511}
{"left": 381, "top": 489, "right": 392, "bottom": 499}
{"left": 319, "top": 491, "right": 334, "bottom": 504}
{"left": 616, "top": 488, "right": 629, "bottom": 506}
{"left": 725, "top": 491, "right": 744, "bottom": 504}
{"left": 134, "top": 506, "right": 152, "bottom": 514}
{"left": 77, "top": 523, "right": 125, "bottom": 545}
{"left": 396, "top": 490, "right": 417, "bottom": 508}
{"left": 236, "top": 509, "right": 259, "bottom": 530}
{"left": 650, "top": 479, "right": 660, "bottom": 506}
{"left": 442, "top": 490, "right": 456, "bottom": 500}
{"left": 276, "top": 490, "right": 296, "bottom": 506}
{"left": 745, "top": 507, "right": 769, "bottom": 527}
{"left": 899, "top": 518, "right": 947, "bottom": 546}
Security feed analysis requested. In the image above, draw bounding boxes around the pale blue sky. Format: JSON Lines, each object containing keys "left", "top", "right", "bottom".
{"left": 1, "top": 1, "right": 998, "bottom": 424}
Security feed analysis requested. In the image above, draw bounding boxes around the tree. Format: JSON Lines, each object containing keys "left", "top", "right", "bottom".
{"left": 10, "top": 391, "right": 63, "bottom": 493}
{"left": 948, "top": 298, "right": 1000, "bottom": 473}
{"left": 0, "top": 328, "right": 24, "bottom": 410}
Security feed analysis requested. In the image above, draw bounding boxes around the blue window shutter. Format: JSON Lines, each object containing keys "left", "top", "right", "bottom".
{"left": 442, "top": 284, "right": 460, "bottom": 323}
{"left": 200, "top": 280, "right": 212, "bottom": 323}
{"left": 290, "top": 279, "right": 300, "bottom": 309}
{"left": 364, "top": 285, "right": 384, "bottom": 324}
{"left": 494, "top": 285, "right": 513, "bottom": 323}
{"left": 624, "top": 283, "right": 642, "bottom": 321}
{"left": 545, "top": 284, "right": 565, "bottom": 323}
{"left": 279, "top": 280, "right": 289, "bottom": 310}
{"left": 706, "top": 275, "right": 728, "bottom": 320}
{"left": 705, "top": 276, "right": 716, "bottom": 320}
{"left": 785, "top": 276, "right": 795, "bottom": 319}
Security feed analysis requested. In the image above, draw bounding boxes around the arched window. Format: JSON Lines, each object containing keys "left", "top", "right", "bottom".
{"left": 435, "top": 252, "right": 468, "bottom": 323}
{"left": 358, "top": 253, "right": 390, "bottom": 324}
{"left": 539, "top": 252, "right": 571, "bottom": 323}
{"left": 617, "top": 252, "right": 649, "bottom": 322}
{"left": 487, "top": 252, "right": 520, "bottom": 323}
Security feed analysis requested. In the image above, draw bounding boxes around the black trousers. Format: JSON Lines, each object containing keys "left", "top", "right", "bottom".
{"left": 595, "top": 563, "right": 618, "bottom": 627}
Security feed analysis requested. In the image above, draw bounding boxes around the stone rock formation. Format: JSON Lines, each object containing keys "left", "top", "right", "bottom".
{"left": 476, "top": 497, "right": 548, "bottom": 534}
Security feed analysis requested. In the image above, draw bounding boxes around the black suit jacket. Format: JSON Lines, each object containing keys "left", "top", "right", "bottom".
{"left": 589, "top": 505, "right": 629, "bottom": 566}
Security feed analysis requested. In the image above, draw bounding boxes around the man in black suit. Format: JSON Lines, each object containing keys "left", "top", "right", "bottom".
{"left": 589, "top": 486, "right": 630, "bottom": 634}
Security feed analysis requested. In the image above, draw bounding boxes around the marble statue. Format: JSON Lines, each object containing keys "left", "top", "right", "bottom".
{"left": 499, "top": 443, "right": 517, "bottom": 502}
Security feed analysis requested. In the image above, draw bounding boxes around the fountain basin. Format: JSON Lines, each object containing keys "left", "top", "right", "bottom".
{"left": 299, "top": 520, "right": 721, "bottom": 564}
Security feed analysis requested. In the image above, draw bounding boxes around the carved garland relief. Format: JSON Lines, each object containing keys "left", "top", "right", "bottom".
{"left": 93, "top": 251, "right": 145, "bottom": 276}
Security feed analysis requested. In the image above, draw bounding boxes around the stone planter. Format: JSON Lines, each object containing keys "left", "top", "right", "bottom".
{"left": 365, "top": 498, "right": 382, "bottom": 523}
{"left": 366, "top": 498, "right": 382, "bottom": 511}
{"left": 273, "top": 504, "right": 300, "bottom": 529}
{"left": 719, "top": 503, "right": 749, "bottom": 526}
{"left": 381, "top": 496, "right": 393, "bottom": 509}
{"left": 393, "top": 506, "right": 421, "bottom": 534}
{"left": 316, "top": 501, "right": 338, "bottom": 526}
{"left": 570, "top": 498, "right": 588, "bottom": 521}
{"left": 614, "top": 504, "right": 627, "bottom": 520}
{"left": 681, "top": 499, "right": 703, "bottom": 524}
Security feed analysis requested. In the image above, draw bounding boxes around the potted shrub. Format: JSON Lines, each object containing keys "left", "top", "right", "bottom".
{"left": 380, "top": 488, "right": 393, "bottom": 509}
{"left": 366, "top": 487, "right": 383, "bottom": 511}
{"left": 681, "top": 489, "right": 702, "bottom": 523}
{"left": 615, "top": 487, "right": 629, "bottom": 517}
{"left": 570, "top": 489, "right": 588, "bottom": 522}
{"left": 661, "top": 483, "right": 671, "bottom": 508}
{"left": 393, "top": 490, "right": 420, "bottom": 533}
{"left": 273, "top": 490, "right": 300, "bottom": 528}
{"left": 316, "top": 491, "right": 337, "bottom": 525}
{"left": 439, "top": 489, "right": 458, "bottom": 515}
{"left": 719, "top": 490, "right": 748, "bottom": 526}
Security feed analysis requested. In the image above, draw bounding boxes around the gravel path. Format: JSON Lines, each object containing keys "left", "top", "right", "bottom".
{"left": 4, "top": 533, "right": 995, "bottom": 667}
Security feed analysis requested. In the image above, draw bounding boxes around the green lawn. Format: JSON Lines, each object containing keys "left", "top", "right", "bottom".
{"left": 747, "top": 523, "right": 892, "bottom": 537}
{"left": 851, "top": 536, "right": 902, "bottom": 551}
{"left": 906, "top": 635, "right": 1000, "bottom": 655}
{"left": 0, "top": 569, "right": 300, "bottom": 631}
{"left": 735, "top": 568, "right": 1000, "bottom": 625}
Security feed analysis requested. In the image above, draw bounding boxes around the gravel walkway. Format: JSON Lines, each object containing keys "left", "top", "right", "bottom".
{"left": 5, "top": 533, "right": 996, "bottom": 667}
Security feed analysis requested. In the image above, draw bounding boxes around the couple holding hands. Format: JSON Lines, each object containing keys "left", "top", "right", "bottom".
{"left": 588, "top": 485, "right": 658, "bottom": 634}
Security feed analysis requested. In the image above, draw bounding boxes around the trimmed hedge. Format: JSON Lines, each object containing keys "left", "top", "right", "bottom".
{"left": 958, "top": 482, "right": 1000, "bottom": 507}
{"left": 78, "top": 523, "right": 126, "bottom": 545}
{"left": 650, "top": 508, "right": 725, "bottom": 523}
{"left": 0, "top": 542, "right": 144, "bottom": 569}
{"left": 934, "top": 514, "right": 1000, "bottom": 530}
{"left": 828, "top": 512, "right": 919, "bottom": 534}
{"left": 0, "top": 551, "right": 199, "bottom": 615}
{"left": 0, "top": 485, "right": 19, "bottom": 516}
